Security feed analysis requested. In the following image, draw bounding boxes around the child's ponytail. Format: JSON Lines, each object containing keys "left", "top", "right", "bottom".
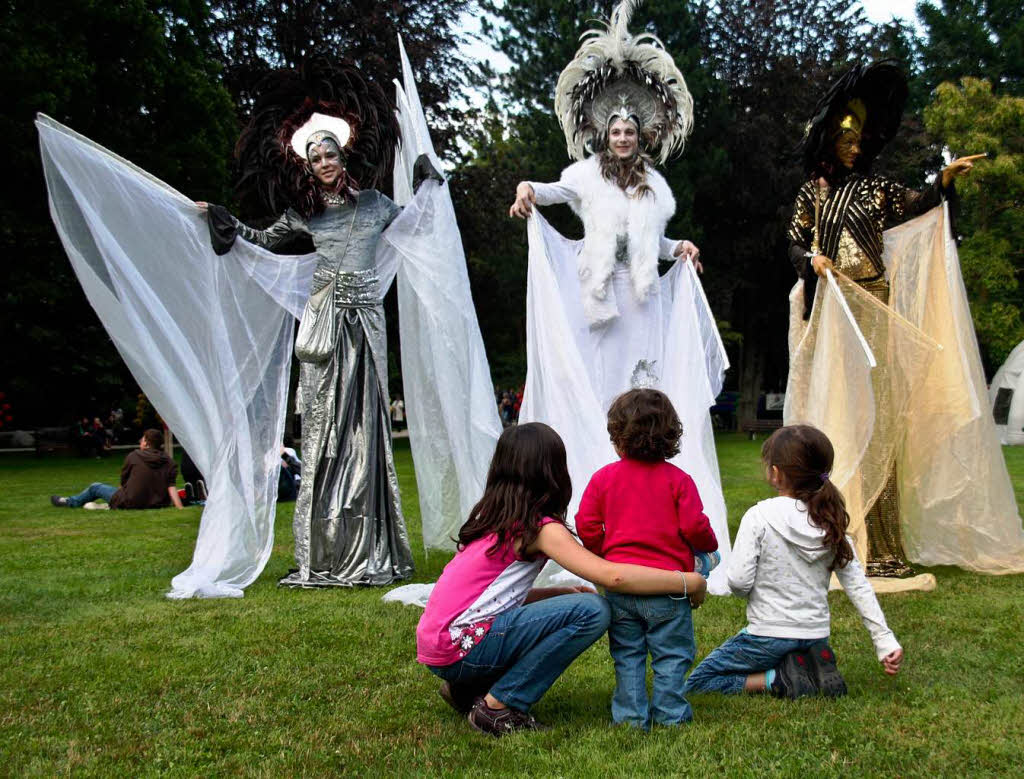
{"left": 762, "top": 425, "right": 854, "bottom": 570}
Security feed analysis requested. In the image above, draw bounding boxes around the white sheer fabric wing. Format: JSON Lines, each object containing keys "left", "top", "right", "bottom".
{"left": 37, "top": 115, "right": 317, "bottom": 598}
{"left": 380, "top": 182, "right": 502, "bottom": 550}
{"left": 381, "top": 41, "right": 502, "bottom": 551}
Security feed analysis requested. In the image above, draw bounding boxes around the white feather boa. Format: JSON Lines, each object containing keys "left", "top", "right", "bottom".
{"left": 561, "top": 156, "right": 675, "bottom": 325}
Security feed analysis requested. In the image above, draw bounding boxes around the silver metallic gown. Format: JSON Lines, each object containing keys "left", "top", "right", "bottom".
{"left": 233, "top": 190, "right": 414, "bottom": 586}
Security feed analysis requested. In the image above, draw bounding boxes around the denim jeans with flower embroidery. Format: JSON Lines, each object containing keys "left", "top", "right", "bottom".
{"left": 428, "top": 593, "right": 611, "bottom": 712}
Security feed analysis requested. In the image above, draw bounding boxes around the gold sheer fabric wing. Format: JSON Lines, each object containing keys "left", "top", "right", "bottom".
{"left": 787, "top": 205, "right": 1024, "bottom": 573}
{"left": 786, "top": 272, "right": 939, "bottom": 564}
{"left": 886, "top": 206, "right": 1024, "bottom": 572}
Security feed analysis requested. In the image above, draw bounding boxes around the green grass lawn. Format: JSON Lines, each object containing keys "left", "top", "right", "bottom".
{"left": 2, "top": 434, "right": 1023, "bottom": 776}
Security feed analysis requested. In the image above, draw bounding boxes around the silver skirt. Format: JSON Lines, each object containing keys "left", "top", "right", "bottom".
{"left": 281, "top": 272, "right": 414, "bottom": 587}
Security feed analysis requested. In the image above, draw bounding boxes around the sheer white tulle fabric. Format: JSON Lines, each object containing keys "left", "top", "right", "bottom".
{"left": 786, "top": 204, "right": 1024, "bottom": 573}
{"left": 39, "top": 109, "right": 502, "bottom": 598}
{"left": 38, "top": 115, "right": 316, "bottom": 598}
{"left": 387, "top": 42, "right": 503, "bottom": 549}
{"left": 519, "top": 212, "right": 733, "bottom": 594}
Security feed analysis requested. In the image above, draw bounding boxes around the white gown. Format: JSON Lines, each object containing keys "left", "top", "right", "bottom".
{"left": 519, "top": 166, "right": 733, "bottom": 594}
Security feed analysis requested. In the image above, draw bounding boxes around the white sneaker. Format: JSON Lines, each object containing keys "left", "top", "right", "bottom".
{"left": 83, "top": 501, "right": 110, "bottom": 510}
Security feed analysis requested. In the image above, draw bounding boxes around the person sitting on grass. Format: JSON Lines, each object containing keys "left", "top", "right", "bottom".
{"left": 50, "top": 428, "right": 183, "bottom": 510}
{"left": 575, "top": 388, "right": 719, "bottom": 729}
{"left": 684, "top": 424, "right": 903, "bottom": 700}
{"left": 416, "top": 422, "right": 709, "bottom": 737}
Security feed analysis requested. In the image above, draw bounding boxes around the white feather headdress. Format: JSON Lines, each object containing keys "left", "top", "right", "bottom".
{"left": 554, "top": 0, "right": 694, "bottom": 165}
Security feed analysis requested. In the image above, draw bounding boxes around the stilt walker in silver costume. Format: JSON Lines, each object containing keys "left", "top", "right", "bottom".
{"left": 200, "top": 60, "right": 440, "bottom": 587}
{"left": 39, "top": 49, "right": 501, "bottom": 599}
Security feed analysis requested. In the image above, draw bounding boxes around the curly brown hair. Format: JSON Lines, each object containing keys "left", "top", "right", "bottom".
{"left": 606, "top": 389, "right": 682, "bottom": 462}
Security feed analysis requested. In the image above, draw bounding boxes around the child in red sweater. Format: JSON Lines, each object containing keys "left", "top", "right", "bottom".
{"left": 576, "top": 388, "right": 718, "bottom": 729}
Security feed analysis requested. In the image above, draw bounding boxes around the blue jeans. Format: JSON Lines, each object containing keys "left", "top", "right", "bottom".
{"left": 605, "top": 591, "right": 695, "bottom": 728}
{"left": 428, "top": 593, "right": 611, "bottom": 712}
{"left": 684, "top": 630, "right": 820, "bottom": 695}
{"left": 67, "top": 482, "right": 117, "bottom": 507}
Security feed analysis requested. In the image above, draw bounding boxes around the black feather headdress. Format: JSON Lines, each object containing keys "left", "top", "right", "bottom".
{"left": 235, "top": 58, "right": 400, "bottom": 219}
{"left": 801, "top": 60, "right": 908, "bottom": 177}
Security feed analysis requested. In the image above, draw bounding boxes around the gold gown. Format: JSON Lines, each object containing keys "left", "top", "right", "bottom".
{"left": 787, "top": 172, "right": 946, "bottom": 576}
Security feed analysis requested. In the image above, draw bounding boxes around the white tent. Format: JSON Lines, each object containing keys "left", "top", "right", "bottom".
{"left": 989, "top": 339, "right": 1024, "bottom": 445}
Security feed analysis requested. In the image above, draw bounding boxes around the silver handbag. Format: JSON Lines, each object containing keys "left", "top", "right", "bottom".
{"left": 293, "top": 198, "right": 358, "bottom": 364}
{"left": 294, "top": 282, "right": 336, "bottom": 363}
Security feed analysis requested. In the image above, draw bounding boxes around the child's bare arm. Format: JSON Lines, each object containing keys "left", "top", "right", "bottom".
{"left": 531, "top": 523, "right": 705, "bottom": 598}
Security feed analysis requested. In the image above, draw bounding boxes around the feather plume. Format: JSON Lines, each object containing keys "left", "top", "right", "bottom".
{"left": 235, "top": 58, "right": 399, "bottom": 219}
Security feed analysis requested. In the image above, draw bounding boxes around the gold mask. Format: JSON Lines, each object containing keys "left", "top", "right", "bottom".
{"left": 831, "top": 98, "right": 867, "bottom": 139}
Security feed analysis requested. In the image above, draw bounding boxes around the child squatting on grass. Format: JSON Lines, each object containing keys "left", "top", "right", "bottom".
{"left": 576, "top": 388, "right": 719, "bottom": 729}
{"left": 415, "top": 422, "right": 709, "bottom": 737}
{"left": 684, "top": 424, "right": 904, "bottom": 700}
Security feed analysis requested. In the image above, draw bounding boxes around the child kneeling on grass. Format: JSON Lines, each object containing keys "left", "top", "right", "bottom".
{"left": 576, "top": 389, "right": 719, "bottom": 729}
{"left": 684, "top": 424, "right": 903, "bottom": 700}
{"left": 416, "top": 422, "right": 708, "bottom": 737}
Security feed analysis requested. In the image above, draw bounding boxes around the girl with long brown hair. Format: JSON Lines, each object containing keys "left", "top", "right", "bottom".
{"left": 684, "top": 425, "right": 903, "bottom": 700}
{"left": 416, "top": 423, "right": 709, "bottom": 737}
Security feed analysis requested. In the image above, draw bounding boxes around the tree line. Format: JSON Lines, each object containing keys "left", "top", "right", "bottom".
{"left": 2, "top": 0, "right": 1021, "bottom": 427}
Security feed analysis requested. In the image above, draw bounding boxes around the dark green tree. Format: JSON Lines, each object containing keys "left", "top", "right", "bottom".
{"left": 207, "top": 0, "right": 479, "bottom": 162}
{"left": 1, "top": 0, "right": 237, "bottom": 427}
{"left": 917, "top": 0, "right": 1024, "bottom": 95}
{"left": 925, "top": 78, "right": 1024, "bottom": 371}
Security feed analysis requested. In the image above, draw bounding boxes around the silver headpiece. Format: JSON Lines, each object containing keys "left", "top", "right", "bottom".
{"left": 630, "top": 359, "right": 660, "bottom": 390}
{"left": 290, "top": 113, "right": 352, "bottom": 160}
{"left": 554, "top": 0, "right": 694, "bottom": 164}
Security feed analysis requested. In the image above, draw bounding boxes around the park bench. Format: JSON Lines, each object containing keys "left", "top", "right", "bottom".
{"left": 739, "top": 418, "right": 782, "bottom": 440}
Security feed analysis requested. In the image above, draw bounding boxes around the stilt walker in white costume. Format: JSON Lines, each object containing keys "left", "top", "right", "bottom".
{"left": 509, "top": 0, "right": 733, "bottom": 593}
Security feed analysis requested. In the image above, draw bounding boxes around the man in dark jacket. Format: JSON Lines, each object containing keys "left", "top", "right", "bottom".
{"left": 50, "top": 428, "right": 183, "bottom": 510}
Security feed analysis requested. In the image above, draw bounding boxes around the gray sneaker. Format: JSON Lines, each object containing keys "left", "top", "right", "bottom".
{"left": 770, "top": 650, "right": 818, "bottom": 700}
{"left": 50, "top": 495, "right": 69, "bottom": 507}
{"left": 806, "top": 641, "right": 847, "bottom": 698}
{"left": 467, "top": 699, "right": 545, "bottom": 737}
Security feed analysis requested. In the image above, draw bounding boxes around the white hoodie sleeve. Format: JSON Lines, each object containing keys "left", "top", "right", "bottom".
{"left": 726, "top": 508, "right": 764, "bottom": 597}
{"left": 834, "top": 538, "right": 902, "bottom": 660}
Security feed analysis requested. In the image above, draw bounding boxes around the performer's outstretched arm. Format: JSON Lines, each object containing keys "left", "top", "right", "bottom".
{"left": 509, "top": 176, "right": 580, "bottom": 218}
{"left": 196, "top": 202, "right": 307, "bottom": 254}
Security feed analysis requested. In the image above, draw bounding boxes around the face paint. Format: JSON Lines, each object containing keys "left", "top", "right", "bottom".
{"left": 308, "top": 138, "right": 343, "bottom": 186}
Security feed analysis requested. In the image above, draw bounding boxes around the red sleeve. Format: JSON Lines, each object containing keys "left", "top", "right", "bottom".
{"left": 574, "top": 475, "right": 606, "bottom": 554}
{"left": 676, "top": 473, "right": 718, "bottom": 552}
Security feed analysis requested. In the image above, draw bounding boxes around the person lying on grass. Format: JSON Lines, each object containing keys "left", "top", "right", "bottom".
{"left": 684, "top": 424, "right": 903, "bottom": 700}
{"left": 416, "top": 422, "right": 708, "bottom": 737}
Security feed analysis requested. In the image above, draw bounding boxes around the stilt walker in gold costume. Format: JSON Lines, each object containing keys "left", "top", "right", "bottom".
{"left": 787, "top": 61, "right": 982, "bottom": 577}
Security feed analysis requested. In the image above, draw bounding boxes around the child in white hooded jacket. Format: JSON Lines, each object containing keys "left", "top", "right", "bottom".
{"left": 684, "top": 425, "right": 903, "bottom": 699}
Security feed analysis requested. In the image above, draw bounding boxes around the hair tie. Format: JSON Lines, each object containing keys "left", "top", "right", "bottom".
{"left": 820, "top": 473, "right": 830, "bottom": 483}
